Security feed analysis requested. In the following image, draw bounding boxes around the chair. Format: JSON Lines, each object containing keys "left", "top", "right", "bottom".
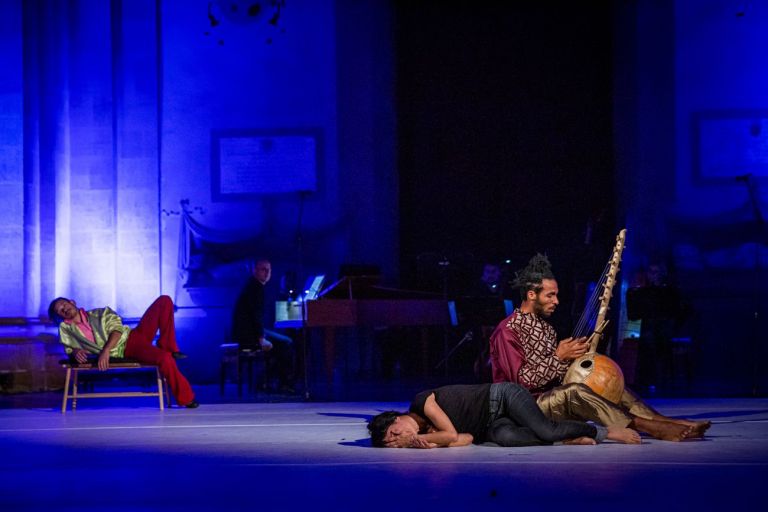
{"left": 219, "top": 343, "right": 269, "bottom": 396}
{"left": 60, "top": 358, "right": 170, "bottom": 413}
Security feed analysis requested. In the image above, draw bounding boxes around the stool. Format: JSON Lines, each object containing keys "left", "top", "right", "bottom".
{"left": 219, "top": 343, "right": 269, "bottom": 396}
{"left": 60, "top": 359, "right": 170, "bottom": 413}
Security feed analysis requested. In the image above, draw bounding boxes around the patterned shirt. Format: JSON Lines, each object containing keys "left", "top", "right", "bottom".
{"left": 489, "top": 309, "right": 569, "bottom": 394}
{"left": 63, "top": 308, "right": 96, "bottom": 342}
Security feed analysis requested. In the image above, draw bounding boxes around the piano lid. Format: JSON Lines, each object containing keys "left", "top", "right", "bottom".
{"left": 316, "top": 275, "right": 444, "bottom": 300}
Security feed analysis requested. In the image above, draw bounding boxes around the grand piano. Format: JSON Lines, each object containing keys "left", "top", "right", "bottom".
{"left": 306, "top": 275, "right": 450, "bottom": 326}
{"left": 275, "top": 274, "right": 451, "bottom": 385}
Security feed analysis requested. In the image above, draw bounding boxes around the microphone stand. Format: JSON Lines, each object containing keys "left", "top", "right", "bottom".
{"left": 295, "top": 191, "right": 311, "bottom": 400}
{"left": 435, "top": 330, "right": 473, "bottom": 370}
{"left": 438, "top": 256, "right": 451, "bottom": 376}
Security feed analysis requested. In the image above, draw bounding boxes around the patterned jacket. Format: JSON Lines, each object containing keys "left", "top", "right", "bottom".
{"left": 489, "top": 309, "right": 569, "bottom": 394}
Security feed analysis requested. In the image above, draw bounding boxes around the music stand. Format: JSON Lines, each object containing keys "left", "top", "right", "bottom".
{"left": 304, "top": 275, "right": 326, "bottom": 301}
{"left": 299, "top": 274, "right": 326, "bottom": 400}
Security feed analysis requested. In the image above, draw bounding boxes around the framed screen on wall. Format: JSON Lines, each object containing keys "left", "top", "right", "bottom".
{"left": 692, "top": 111, "right": 768, "bottom": 183}
{"left": 211, "top": 129, "right": 321, "bottom": 200}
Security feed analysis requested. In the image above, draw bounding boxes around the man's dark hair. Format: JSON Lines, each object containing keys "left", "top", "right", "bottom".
{"left": 247, "top": 258, "right": 271, "bottom": 273}
{"left": 47, "top": 297, "right": 71, "bottom": 324}
{"left": 367, "top": 411, "right": 402, "bottom": 447}
{"left": 513, "top": 254, "right": 555, "bottom": 302}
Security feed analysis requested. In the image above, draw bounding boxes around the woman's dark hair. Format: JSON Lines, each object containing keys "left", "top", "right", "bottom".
{"left": 513, "top": 254, "right": 555, "bottom": 301}
{"left": 47, "top": 297, "right": 71, "bottom": 324}
{"left": 367, "top": 411, "right": 402, "bottom": 447}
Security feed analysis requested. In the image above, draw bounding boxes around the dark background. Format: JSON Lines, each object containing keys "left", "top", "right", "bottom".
{"left": 396, "top": 2, "right": 616, "bottom": 331}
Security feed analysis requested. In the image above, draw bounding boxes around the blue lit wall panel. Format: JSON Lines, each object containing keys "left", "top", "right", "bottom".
{"left": 336, "top": 0, "right": 397, "bottom": 277}
{"left": 672, "top": 0, "right": 768, "bottom": 395}
{"left": 675, "top": 0, "right": 768, "bottom": 209}
{"left": 158, "top": 0, "right": 346, "bottom": 377}
{"left": 3, "top": 0, "right": 396, "bottom": 383}
{"left": 21, "top": 0, "right": 43, "bottom": 318}
{"left": 35, "top": 2, "right": 72, "bottom": 311}
{"left": 67, "top": 0, "right": 118, "bottom": 310}
{"left": 615, "top": 0, "right": 768, "bottom": 395}
{"left": 159, "top": 0, "right": 343, "bottom": 304}
{"left": 114, "top": 0, "right": 161, "bottom": 315}
{"left": 0, "top": 0, "right": 24, "bottom": 316}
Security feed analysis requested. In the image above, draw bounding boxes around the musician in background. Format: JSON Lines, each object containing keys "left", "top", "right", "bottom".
{"left": 627, "top": 260, "right": 686, "bottom": 395}
{"left": 489, "top": 254, "right": 710, "bottom": 442}
{"left": 232, "top": 258, "right": 295, "bottom": 393}
{"left": 463, "top": 261, "right": 507, "bottom": 380}
{"left": 469, "top": 262, "right": 504, "bottom": 298}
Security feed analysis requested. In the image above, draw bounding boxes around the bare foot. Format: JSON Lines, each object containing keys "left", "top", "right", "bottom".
{"left": 654, "top": 416, "right": 712, "bottom": 439}
{"left": 606, "top": 426, "right": 642, "bottom": 444}
{"left": 562, "top": 436, "right": 597, "bottom": 445}
{"left": 685, "top": 420, "right": 711, "bottom": 438}
{"left": 632, "top": 417, "right": 692, "bottom": 442}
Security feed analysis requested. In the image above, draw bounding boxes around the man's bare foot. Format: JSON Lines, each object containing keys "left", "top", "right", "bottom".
{"left": 631, "top": 417, "right": 692, "bottom": 442}
{"left": 685, "top": 420, "right": 711, "bottom": 438}
{"left": 653, "top": 416, "right": 712, "bottom": 439}
{"left": 562, "top": 436, "right": 597, "bottom": 445}
{"left": 606, "top": 426, "right": 642, "bottom": 444}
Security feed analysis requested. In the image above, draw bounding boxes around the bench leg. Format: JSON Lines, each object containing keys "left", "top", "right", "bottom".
{"left": 156, "top": 368, "right": 164, "bottom": 410}
{"left": 220, "top": 360, "right": 226, "bottom": 395}
{"left": 237, "top": 357, "right": 243, "bottom": 397}
{"left": 61, "top": 367, "right": 71, "bottom": 414}
{"left": 247, "top": 358, "right": 253, "bottom": 394}
{"left": 260, "top": 356, "right": 268, "bottom": 391}
{"left": 72, "top": 370, "right": 79, "bottom": 411}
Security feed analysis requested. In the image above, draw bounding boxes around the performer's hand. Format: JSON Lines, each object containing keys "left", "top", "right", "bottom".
{"left": 385, "top": 433, "right": 417, "bottom": 448}
{"left": 410, "top": 436, "right": 434, "bottom": 449}
{"left": 556, "top": 336, "right": 589, "bottom": 361}
{"left": 97, "top": 352, "right": 110, "bottom": 371}
{"left": 73, "top": 349, "right": 88, "bottom": 364}
{"left": 259, "top": 339, "right": 273, "bottom": 352}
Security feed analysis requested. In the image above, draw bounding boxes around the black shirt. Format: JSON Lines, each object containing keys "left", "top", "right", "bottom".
{"left": 231, "top": 277, "right": 265, "bottom": 346}
{"left": 410, "top": 384, "right": 492, "bottom": 443}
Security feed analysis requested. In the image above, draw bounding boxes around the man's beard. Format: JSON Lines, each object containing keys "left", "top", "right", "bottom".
{"left": 533, "top": 300, "right": 553, "bottom": 318}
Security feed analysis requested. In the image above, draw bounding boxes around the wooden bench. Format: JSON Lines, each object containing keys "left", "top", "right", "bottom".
{"left": 60, "top": 359, "right": 169, "bottom": 413}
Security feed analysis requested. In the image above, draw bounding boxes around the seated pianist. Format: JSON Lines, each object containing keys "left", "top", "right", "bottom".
{"left": 231, "top": 258, "right": 296, "bottom": 393}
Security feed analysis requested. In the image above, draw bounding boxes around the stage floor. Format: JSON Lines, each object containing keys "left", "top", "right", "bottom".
{"left": 1, "top": 393, "right": 766, "bottom": 511}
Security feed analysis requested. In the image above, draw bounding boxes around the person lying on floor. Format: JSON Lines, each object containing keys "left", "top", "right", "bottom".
{"left": 368, "top": 382, "right": 640, "bottom": 448}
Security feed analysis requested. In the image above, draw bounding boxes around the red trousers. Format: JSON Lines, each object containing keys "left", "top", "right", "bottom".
{"left": 124, "top": 295, "right": 195, "bottom": 406}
